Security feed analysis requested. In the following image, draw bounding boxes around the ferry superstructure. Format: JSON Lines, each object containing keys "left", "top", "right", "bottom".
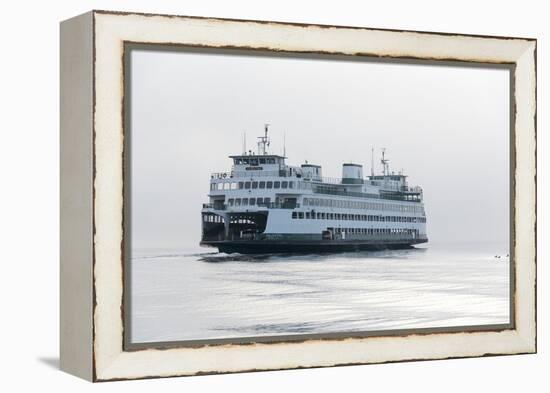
{"left": 201, "top": 126, "right": 428, "bottom": 254}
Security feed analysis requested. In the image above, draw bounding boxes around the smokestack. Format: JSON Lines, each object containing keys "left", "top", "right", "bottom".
{"left": 342, "top": 163, "right": 364, "bottom": 185}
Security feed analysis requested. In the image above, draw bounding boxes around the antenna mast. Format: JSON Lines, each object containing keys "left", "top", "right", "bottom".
{"left": 371, "top": 147, "right": 374, "bottom": 176}
{"left": 381, "top": 148, "right": 390, "bottom": 176}
{"left": 283, "top": 131, "right": 286, "bottom": 157}
{"left": 257, "top": 123, "right": 270, "bottom": 155}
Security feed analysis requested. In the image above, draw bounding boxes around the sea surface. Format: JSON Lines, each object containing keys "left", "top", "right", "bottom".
{"left": 129, "top": 242, "right": 510, "bottom": 343}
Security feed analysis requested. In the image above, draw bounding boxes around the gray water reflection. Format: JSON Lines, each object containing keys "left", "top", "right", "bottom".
{"left": 130, "top": 242, "right": 510, "bottom": 343}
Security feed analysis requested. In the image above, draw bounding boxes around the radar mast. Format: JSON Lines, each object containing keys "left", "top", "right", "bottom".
{"left": 257, "top": 124, "right": 271, "bottom": 155}
{"left": 381, "top": 148, "right": 390, "bottom": 176}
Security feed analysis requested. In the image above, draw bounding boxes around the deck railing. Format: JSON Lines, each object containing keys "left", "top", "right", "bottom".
{"left": 203, "top": 202, "right": 300, "bottom": 210}
{"left": 209, "top": 172, "right": 422, "bottom": 203}
{"left": 211, "top": 170, "right": 358, "bottom": 184}
{"left": 211, "top": 171, "right": 421, "bottom": 192}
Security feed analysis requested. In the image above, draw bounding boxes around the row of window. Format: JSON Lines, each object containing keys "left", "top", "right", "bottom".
{"left": 303, "top": 197, "right": 422, "bottom": 213}
{"left": 227, "top": 197, "right": 271, "bottom": 207}
{"left": 292, "top": 211, "right": 427, "bottom": 223}
{"left": 331, "top": 227, "right": 419, "bottom": 235}
{"left": 223, "top": 196, "right": 427, "bottom": 217}
{"left": 211, "top": 180, "right": 295, "bottom": 191}
{"left": 234, "top": 157, "right": 279, "bottom": 165}
{"left": 203, "top": 214, "right": 225, "bottom": 223}
{"left": 213, "top": 186, "right": 422, "bottom": 214}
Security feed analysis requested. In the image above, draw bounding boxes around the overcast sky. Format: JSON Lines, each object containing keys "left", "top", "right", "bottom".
{"left": 129, "top": 48, "right": 510, "bottom": 250}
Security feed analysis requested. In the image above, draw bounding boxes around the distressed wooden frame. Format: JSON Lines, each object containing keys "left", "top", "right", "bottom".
{"left": 60, "top": 10, "right": 537, "bottom": 382}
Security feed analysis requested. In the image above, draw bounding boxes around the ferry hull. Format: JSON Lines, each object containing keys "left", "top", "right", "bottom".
{"left": 201, "top": 238, "right": 428, "bottom": 254}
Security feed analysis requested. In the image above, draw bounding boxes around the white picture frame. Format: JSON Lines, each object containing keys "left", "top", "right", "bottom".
{"left": 60, "top": 10, "right": 536, "bottom": 381}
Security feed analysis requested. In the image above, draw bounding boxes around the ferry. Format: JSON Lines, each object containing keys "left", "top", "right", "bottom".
{"left": 200, "top": 126, "right": 428, "bottom": 254}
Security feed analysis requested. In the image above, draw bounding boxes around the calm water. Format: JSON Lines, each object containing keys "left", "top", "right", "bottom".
{"left": 129, "top": 242, "right": 510, "bottom": 343}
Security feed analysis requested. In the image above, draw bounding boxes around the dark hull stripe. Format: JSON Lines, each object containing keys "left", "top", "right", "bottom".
{"left": 200, "top": 238, "right": 428, "bottom": 254}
